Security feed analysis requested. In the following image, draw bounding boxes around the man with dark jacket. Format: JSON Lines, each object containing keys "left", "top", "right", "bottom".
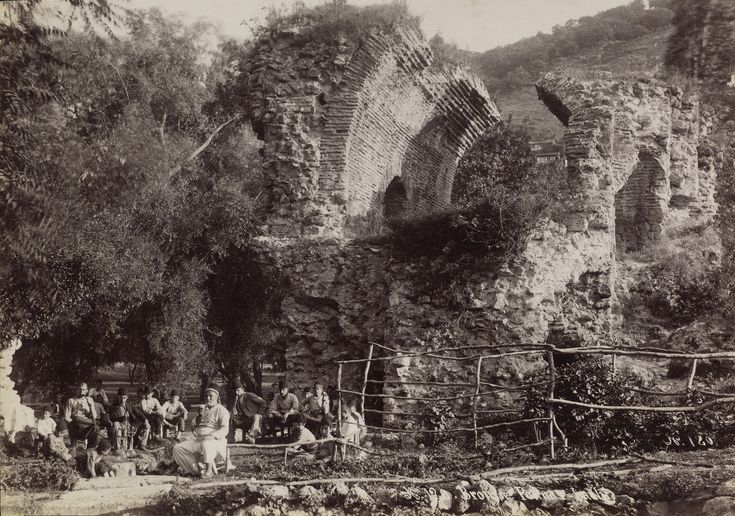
{"left": 128, "top": 388, "right": 151, "bottom": 449}
{"left": 229, "top": 379, "right": 268, "bottom": 444}
{"left": 109, "top": 388, "right": 132, "bottom": 451}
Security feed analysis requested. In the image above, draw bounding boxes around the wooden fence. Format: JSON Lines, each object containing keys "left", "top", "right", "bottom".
{"left": 335, "top": 342, "right": 735, "bottom": 459}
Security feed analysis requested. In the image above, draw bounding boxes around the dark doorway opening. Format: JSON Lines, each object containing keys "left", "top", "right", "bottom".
{"left": 383, "top": 176, "right": 408, "bottom": 219}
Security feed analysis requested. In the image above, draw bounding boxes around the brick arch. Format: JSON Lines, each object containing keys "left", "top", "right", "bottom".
{"left": 243, "top": 26, "right": 499, "bottom": 238}
{"left": 614, "top": 150, "right": 668, "bottom": 252}
{"left": 320, "top": 29, "right": 500, "bottom": 236}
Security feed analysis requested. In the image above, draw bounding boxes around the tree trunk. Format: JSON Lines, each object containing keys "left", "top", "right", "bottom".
{"left": 253, "top": 361, "right": 263, "bottom": 396}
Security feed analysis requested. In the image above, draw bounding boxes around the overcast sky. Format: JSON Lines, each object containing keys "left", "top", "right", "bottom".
{"left": 124, "top": 0, "right": 634, "bottom": 52}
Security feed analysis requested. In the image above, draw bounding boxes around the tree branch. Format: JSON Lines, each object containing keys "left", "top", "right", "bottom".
{"left": 158, "top": 112, "right": 167, "bottom": 145}
{"left": 168, "top": 116, "right": 239, "bottom": 179}
{"left": 103, "top": 58, "right": 130, "bottom": 104}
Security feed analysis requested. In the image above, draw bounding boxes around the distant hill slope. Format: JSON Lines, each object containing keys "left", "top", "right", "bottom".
{"left": 480, "top": 28, "right": 671, "bottom": 141}
{"left": 462, "top": 0, "right": 675, "bottom": 140}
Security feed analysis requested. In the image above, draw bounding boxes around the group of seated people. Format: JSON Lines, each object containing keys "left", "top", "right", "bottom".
{"left": 30, "top": 377, "right": 365, "bottom": 479}
{"left": 172, "top": 380, "right": 361, "bottom": 478}
{"left": 50, "top": 381, "right": 189, "bottom": 454}
{"left": 231, "top": 379, "right": 337, "bottom": 444}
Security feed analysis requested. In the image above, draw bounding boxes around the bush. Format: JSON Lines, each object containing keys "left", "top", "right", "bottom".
{"left": 524, "top": 358, "right": 645, "bottom": 454}
{"left": 0, "top": 459, "right": 79, "bottom": 491}
{"left": 636, "top": 226, "right": 721, "bottom": 324}
{"left": 387, "top": 194, "right": 549, "bottom": 266}
{"left": 252, "top": 0, "right": 422, "bottom": 45}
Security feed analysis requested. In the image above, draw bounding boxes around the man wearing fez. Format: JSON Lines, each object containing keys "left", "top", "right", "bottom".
{"left": 64, "top": 382, "right": 97, "bottom": 448}
{"left": 230, "top": 379, "right": 268, "bottom": 444}
{"left": 141, "top": 386, "right": 164, "bottom": 440}
{"left": 172, "top": 384, "right": 230, "bottom": 477}
{"left": 268, "top": 380, "right": 300, "bottom": 433}
{"left": 161, "top": 389, "right": 188, "bottom": 441}
{"left": 109, "top": 388, "right": 132, "bottom": 451}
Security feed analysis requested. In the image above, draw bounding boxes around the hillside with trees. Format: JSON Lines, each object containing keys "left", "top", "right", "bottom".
{"left": 471, "top": 0, "right": 676, "bottom": 139}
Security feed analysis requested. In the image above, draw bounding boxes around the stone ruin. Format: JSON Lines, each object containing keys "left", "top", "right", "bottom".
{"left": 0, "top": 25, "right": 719, "bottom": 424}
{"left": 243, "top": 26, "right": 500, "bottom": 238}
{"left": 244, "top": 26, "right": 718, "bottom": 412}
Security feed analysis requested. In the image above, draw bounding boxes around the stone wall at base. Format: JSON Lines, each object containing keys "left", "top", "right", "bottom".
{"left": 256, "top": 222, "right": 613, "bottom": 412}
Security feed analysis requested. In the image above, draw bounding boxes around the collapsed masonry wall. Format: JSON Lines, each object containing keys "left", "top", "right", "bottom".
{"left": 258, "top": 222, "right": 613, "bottom": 414}
{"left": 242, "top": 27, "right": 500, "bottom": 238}
{"left": 0, "top": 340, "right": 36, "bottom": 440}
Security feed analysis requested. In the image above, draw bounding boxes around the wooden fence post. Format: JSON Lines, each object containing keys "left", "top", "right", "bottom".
{"left": 335, "top": 363, "right": 343, "bottom": 461}
{"left": 473, "top": 357, "right": 483, "bottom": 448}
{"left": 611, "top": 354, "right": 617, "bottom": 376}
{"left": 361, "top": 344, "right": 374, "bottom": 417}
{"left": 687, "top": 359, "right": 698, "bottom": 394}
{"left": 685, "top": 358, "right": 698, "bottom": 417}
{"left": 547, "top": 350, "right": 556, "bottom": 460}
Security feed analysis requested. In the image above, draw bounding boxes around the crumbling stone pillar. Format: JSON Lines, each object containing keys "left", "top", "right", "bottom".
{"left": 0, "top": 340, "right": 36, "bottom": 441}
{"left": 536, "top": 72, "right": 716, "bottom": 250}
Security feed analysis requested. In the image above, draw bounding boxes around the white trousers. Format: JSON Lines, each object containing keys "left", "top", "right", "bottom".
{"left": 172, "top": 437, "right": 227, "bottom": 475}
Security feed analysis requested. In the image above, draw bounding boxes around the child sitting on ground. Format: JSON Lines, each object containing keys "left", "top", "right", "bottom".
{"left": 36, "top": 406, "right": 57, "bottom": 455}
{"left": 286, "top": 414, "right": 318, "bottom": 461}
{"left": 87, "top": 438, "right": 115, "bottom": 478}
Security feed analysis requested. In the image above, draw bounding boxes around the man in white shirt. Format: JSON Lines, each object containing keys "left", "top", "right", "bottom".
{"left": 141, "top": 386, "right": 164, "bottom": 440}
{"left": 161, "top": 389, "right": 188, "bottom": 440}
{"left": 172, "top": 384, "right": 231, "bottom": 477}
{"left": 64, "top": 382, "right": 97, "bottom": 448}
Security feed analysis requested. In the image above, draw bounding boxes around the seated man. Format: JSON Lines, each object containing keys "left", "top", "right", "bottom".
{"left": 172, "top": 384, "right": 230, "bottom": 478}
{"left": 141, "top": 386, "right": 164, "bottom": 441}
{"left": 88, "top": 379, "right": 109, "bottom": 407}
{"left": 230, "top": 379, "right": 267, "bottom": 444}
{"left": 286, "top": 413, "right": 318, "bottom": 461}
{"left": 161, "top": 389, "right": 188, "bottom": 440}
{"left": 300, "top": 381, "right": 333, "bottom": 438}
{"left": 267, "top": 381, "right": 299, "bottom": 436}
{"left": 64, "top": 382, "right": 97, "bottom": 449}
{"left": 128, "top": 388, "right": 151, "bottom": 450}
{"left": 109, "top": 388, "right": 133, "bottom": 451}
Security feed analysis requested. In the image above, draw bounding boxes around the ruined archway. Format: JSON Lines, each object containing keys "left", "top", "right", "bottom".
{"left": 614, "top": 150, "right": 668, "bottom": 253}
{"left": 242, "top": 26, "right": 500, "bottom": 238}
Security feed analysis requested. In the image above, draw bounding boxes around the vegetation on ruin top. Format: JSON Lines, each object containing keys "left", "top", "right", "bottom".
{"left": 251, "top": 0, "right": 422, "bottom": 45}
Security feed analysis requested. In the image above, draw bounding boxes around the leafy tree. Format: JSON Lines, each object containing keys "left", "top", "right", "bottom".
{"left": 3, "top": 8, "right": 266, "bottom": 394}
{"left": 206, "top": 249, "right": 287, "bottom": 399}
{"left": 665, "top": 0, "right": 735, "bottom": 84}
